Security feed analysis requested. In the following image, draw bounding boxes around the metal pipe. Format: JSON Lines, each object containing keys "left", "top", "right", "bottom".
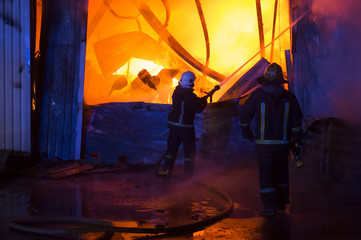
{"left": 218, "top": 9, "right": 309, "bottom": 88}
{"left": 161, "top": 0, "right": 170, "bottom": 27}
{"left": 130, "top": 0, "right": 226, "bottom": 82}
{"left": 270, "top": 0, "right": 279, "bottom": 62}
{"left": 195, "top": 0, "right": 210, "bottom": 68}
{"left": 195, "top": 0, "right": 211, "bottom": 89}
{"left": 255, "top": 0, "right": 265, "bottom": 58}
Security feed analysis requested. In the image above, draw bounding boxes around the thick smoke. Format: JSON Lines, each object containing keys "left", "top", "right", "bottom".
{"left": 309, "top": 0, "right": 361, "bottom": 127}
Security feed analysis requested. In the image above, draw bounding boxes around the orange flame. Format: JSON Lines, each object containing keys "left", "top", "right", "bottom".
{"left": 84, "top": 0, "right": 291, "bottom": 105}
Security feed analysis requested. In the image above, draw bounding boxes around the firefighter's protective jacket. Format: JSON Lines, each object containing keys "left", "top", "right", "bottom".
{"left": 168, "top": 85, "right": 207, "bottom": 128}
{"left": 239, "top": 86, "right": 303, "bottom": 151}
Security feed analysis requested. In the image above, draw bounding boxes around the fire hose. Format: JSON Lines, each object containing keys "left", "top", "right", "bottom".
{"left": 9, "top": 178, "right": 233, "bottom": 237}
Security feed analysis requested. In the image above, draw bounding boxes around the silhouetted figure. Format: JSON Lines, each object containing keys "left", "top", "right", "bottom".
{"left": 239, "top": 63, "right": 303, "bottom": 217}
{"left": 158, "top": 71, "right": 207, "bottom": 176}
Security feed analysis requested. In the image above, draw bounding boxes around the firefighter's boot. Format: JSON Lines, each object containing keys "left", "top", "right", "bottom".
{"left": 184, "top": 158, "right": 194, "bottom": 175}
{"left": 276, "top": 184, "right": 290, "bottom": 212}
{"left": 260, "top": 190, "right": 277, "bottom": 217}
{"left": 157, "top": 155, "right": 175, "bottom": 176}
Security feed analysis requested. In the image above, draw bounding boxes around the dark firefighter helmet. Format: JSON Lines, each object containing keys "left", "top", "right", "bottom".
{"left": 257, "top": 63, "right": 288, "bottom": 85}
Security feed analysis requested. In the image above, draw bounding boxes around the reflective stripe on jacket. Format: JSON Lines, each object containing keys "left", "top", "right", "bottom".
{"left": 239, "top": 87, "right": 303, "bottom": 151}
{"left": 168, "top": 85, "right": 207, "bottom": 128}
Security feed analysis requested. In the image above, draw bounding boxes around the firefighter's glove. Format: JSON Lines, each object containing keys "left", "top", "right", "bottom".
{"left": 200, "top": 96, "right": 208, "bottom": 104}
{"left": 241, "top": 126, "right": 254, "bottom": 142}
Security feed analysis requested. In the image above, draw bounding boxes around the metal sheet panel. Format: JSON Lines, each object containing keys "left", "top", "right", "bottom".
{"left": 12, "top": 0, "right": 21, "bottom": 150}
{"left": 20, "top": 0, "right": 31, "bottom": 152}
{"left": 38, "top": 0, "right": 87, "bottom": 160}
{"left": 0, "top": 0, "right": 5, "bottom": 149}
{"left": 0, "top": 0, "right": 31, "bottom": 152}
{"left": 4, "top": 0, "right": 13, "bottom": 150}
{"left": 218, "top": 58, "right": 270, "bottom": 102}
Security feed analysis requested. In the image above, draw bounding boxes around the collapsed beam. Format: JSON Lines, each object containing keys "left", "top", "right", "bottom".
{"left": 131, "top": 0, "right": 226, "bottom": 82}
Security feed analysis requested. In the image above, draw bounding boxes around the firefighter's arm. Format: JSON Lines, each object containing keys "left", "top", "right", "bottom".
{"left": 239, "top": 122, "right": 254, "bottom": 141}
{"left": 239, "top": 94, "right": 256, "bottom": 141}
{"left": 191, "top": 94, "right": 207, "bottom": 113}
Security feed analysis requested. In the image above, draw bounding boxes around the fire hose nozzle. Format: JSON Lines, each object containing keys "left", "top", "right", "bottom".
{"left": 204, "top": 85, "right": 220, "bottom": 103}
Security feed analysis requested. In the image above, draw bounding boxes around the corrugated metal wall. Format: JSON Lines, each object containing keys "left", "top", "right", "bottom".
{"left": 291, "top": 0, "right": 319, "bottom": 114}
{"left": 0, "top": 0, "right": 31, "bottom": 152}
{"left": 38, "top": 0, "right": 87, "bottom": 160}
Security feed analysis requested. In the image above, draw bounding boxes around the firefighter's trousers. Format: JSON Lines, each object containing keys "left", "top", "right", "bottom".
{"left": 257, "top": 150, "right": 290, "bottom": 211}
{"left": 162, "top": 125, "right": 196, "bottom": 174}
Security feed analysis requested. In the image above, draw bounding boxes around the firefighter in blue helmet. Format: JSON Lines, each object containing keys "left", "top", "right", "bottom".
{"left": 239, "top": 63, "right": 303, "bottom": 217}
{"left": 158, "top": 71, "right": 208, "bottom": 176}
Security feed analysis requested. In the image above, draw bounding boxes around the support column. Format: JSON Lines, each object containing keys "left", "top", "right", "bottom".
{"left": 37, "top": 0, "right": 88, "bottom": 160}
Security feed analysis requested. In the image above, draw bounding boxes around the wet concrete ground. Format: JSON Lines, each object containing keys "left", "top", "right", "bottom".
{"left": 1, "top": 129, "right": 361, "bottom": 239}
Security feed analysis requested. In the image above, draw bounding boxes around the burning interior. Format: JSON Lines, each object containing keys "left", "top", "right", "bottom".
{"left": 30, "top": 0, "right": 299, "bottom": 163}
{"left": 83, "top": 0, "right": 292, "bottom": 105}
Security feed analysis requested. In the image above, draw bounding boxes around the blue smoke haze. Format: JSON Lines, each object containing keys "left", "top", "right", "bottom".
{"left": 309, "top": 0, "right": 361, "bottom": 126}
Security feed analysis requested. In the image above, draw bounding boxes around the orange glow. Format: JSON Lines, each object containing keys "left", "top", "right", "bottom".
{"left": 35, "top": 0, "right": 42, "bottom": 54}
{"left": 114, "top": 58, "right": 164, "bottom": 76}
{"left": 84, "top": 0, "right": 291, "bottom": 105}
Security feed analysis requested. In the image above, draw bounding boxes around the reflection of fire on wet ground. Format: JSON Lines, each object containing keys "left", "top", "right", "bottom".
{"left": 93, "top": 169, "right": 228, "bottom": 228}
{"left": 7, "top": 165, "right": 230, "bottom": 229}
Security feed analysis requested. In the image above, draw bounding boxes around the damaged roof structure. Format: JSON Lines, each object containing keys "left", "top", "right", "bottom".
{"left": 0, "top": 0, "right": 359, "bottom": 172}
{"left": 1, "top": 0, "right": 361, "bottom": 239}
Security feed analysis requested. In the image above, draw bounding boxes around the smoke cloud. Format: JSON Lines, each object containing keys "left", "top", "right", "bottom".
{"left": 309, "top": 0, "right": 361, "bottom": 127}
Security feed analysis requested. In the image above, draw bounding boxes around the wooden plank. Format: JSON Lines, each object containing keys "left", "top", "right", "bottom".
{"left": 12, "top": 0, "right": 21, "bottom": 150}
{"left": 47, "top": 162, "right": 81, "bottom": 174}
{"left": 50, "top": 164, "right": 93, "bottom": 179}
{"left": 20, "top": 0, "right": 31, "bottom": 152}
{"left": 0, "top": 1, "right": 5, "bottom": 149}
{"left": 4, "top": 0, "right": 13, "bottom": 150}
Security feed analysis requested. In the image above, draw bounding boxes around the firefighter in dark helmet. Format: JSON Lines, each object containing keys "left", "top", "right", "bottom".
{"left": 239, "top": 63, "right": 303, "bottom": 217}
{"left": 157, "top": 71, "right": 208, "bottom": 176}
